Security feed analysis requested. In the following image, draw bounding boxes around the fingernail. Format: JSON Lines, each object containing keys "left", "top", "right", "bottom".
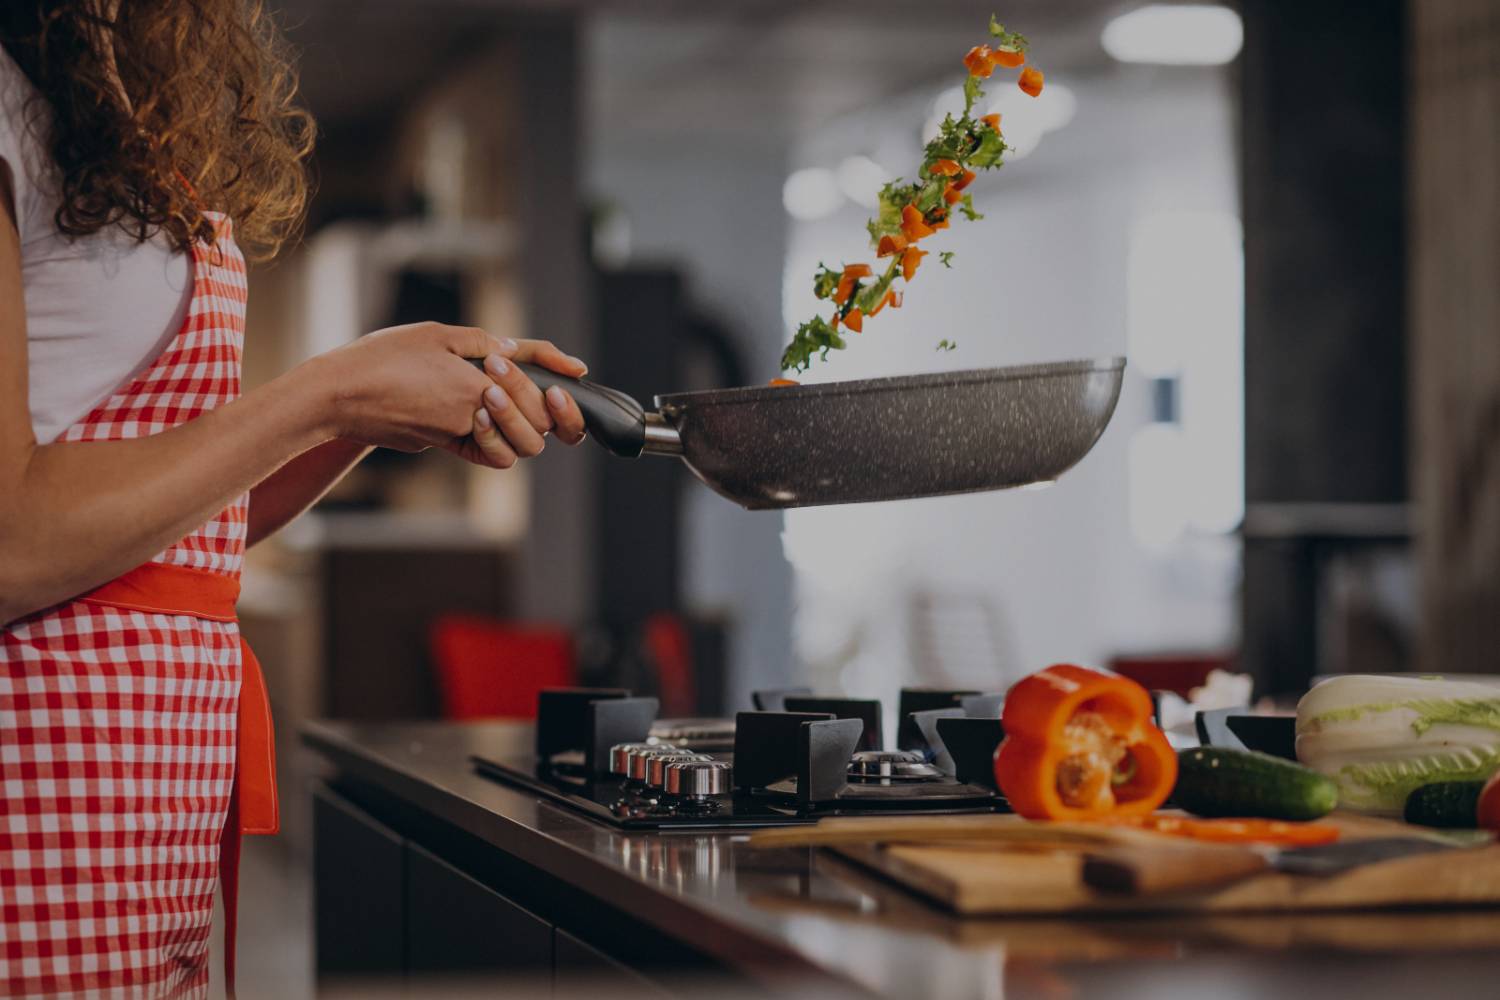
{"left": 475, "top": 407, "right": 492, "bottom": 430}
{"left": 546, "top": 385, "right": 568, "bottom": 410}
{"left": 499, "top": 338, "right": 519, "bottom": 354}
{"left": 486, "top": 355, "right": 510, "bottom": 377}
{"left": 568, "top": 355, "right": 588, "bottom": 374}
{"left": 484, "top": 385, "right": 509, "bottom": 409}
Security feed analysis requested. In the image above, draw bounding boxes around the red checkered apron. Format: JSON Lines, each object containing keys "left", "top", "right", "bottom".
{"left": 1, "top": 217, "right": 274, "bottom": 998}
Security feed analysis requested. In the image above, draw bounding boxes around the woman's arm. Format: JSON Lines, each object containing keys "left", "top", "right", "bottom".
{"left": 0, "top": 199, "right": 586, "bottom": 624}
{"left": 246, "top": 439, "right": 371, "bottom": 547}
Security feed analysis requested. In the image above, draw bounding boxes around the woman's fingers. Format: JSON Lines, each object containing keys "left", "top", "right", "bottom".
{"left": 546, "top": 386, "right": 587, "bottom": 445}
{"left": 509, "top": 339, "right": 588, "bottom": 377}
{"left": 483, "top": 354, "right": 552, "bottom": 434}
{"left": 482, "top": 383, "right": 547, "bottom": 457}
{"left": 470, "top": 408, "right": 517, "bottom": 468}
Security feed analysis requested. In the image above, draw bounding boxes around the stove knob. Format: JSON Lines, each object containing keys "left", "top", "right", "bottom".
{"left": 647, "top": 752, "right": 712, "bottom": 789}
{"left": 626, "top": 745, "right": 692, "bottom": 783}
{"left": 664, "top": 759, "right": 732, "bottom": 799}
{"left": 609, "top": 742, "right": 660, "bottom": 777}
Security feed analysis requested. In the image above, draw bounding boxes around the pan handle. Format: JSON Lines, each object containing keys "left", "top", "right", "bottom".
{"left": 467, "top": 357, "right": 671, "bottom": 459}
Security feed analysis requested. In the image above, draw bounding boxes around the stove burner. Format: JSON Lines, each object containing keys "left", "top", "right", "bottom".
{"left": 664, "top": 759, "right": 732, "bottom": 800}
{"left": 846, "top": 750, "right": 945, "bottom": 783}
{"left": 646, "top": 751, "right": 713, "bottom": 789}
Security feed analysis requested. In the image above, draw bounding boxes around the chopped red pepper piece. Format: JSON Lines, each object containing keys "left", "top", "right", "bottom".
{"left": 901, "top": 246, "right": 927, "bottom": 281}
{"left": 1018, "top": 66, "right": 1044, "bottom": 97}
{"left": 992, "top": 48, "right": 1025, "bottom": 68}
{"left": 832, "top": 274, "right": 857, "bottom": 305}
{"left": 995, "top": 664, "right": 1178, "bottom": 821}
{"left": 844, "top": 307, "right": 863, "bottom": 333}
{"left": 981, "top": 113, "right": 1002, "bottom": 133}
{"left": 900, "top": 204, "right": 936, "bottom": 241}
{"left": 930, "top": 159, "right": 962, "bottom": 177}
{"left": 964, "top": 45, "right": 995, "bottom": 78}
{"left": 952, "top": 168, "right": 978, "bottom": 192}
{"left": 841, "top": 263, "right": 873, "bottom": 279}
{"left": 876, "top": 233, "right": 908, "bottom": 258}
{"left": 943, "top": 185, "right": 962, "bottom": 205}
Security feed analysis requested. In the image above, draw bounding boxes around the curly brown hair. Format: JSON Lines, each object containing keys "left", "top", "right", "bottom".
{"left": 0, "top": 0, "right": 315, "bottom": 263}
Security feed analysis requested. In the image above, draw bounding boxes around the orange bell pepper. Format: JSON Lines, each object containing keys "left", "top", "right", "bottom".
{"left": 844, "top": 307, "right": 863, "bottom": 333}
{"left": 1018, "top": 66, "right": 1044, "bottom": 97}
{"left": 930, "top": 158, "right": 962, "bottom": 177}
{"left": 994, "top": 664, "right": 1177, "bottom": 821}
{"left": 992, "top": 48, "right": 1025, "bottom": 68}
{"left": 901, "top": 246, "right": 927, "bottom": 281}
{"left": 877, "top": 233, "right": 908, "bottom": 258}
{"left": 842, "top": 263, "right": 873, "bottom": 279}
{"left": 900, "top": 204, "right": 936, "bottom": 241}
{"left": 768, "top": 378, "right": 800, "bottom": 387}
{"left": 943, "top": 185, "right": 962, "bottom": 206}
{"left": 980, "top": 113, "right": 1001, "bottom": 133}
{"left": 952, "top": 167, "right": 978, "bottom": 192}
{"left": 964, "top": 45, "right": 995, "bottom": 78}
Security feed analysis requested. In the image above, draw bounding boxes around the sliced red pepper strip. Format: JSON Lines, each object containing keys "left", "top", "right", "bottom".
{"left": 1018, "top": 66, "right": 1044, "bottom": 97}
{"left": 768, "top": 378, "right": 800, "bottom": 387}
{"left": 1478, "top": 772, "right": 1500, "bottom": 832}
{"left": 1115, "top": 815, "right": 1341, "bottom": 847}
{"left": 841, "top": 263, "right": 873, "bottom": 279}
{"left": 995, "top": 664, "right": 1177, "bottom": 821}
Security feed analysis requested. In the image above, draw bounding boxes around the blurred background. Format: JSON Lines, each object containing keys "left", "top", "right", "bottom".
{"left": 228, "top": 0, "right": 1497, "bottom": 992}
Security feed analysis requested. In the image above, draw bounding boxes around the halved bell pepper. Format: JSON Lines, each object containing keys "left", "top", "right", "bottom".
{"left": 995, "top": 664, "right": 1177, "bottom": 820}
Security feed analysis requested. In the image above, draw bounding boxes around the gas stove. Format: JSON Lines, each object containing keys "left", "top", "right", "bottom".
{"left": 470, "top": 687, "right": 1010, "bottom": 830}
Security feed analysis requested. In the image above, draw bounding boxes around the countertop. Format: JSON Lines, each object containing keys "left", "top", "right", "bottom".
{"left": 303, "top": 719, "right": 1500, "bottom": 1000}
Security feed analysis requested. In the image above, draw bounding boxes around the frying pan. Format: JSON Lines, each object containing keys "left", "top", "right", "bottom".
{"left": 477, "top": 357, "right": 1125, "bottom": 510}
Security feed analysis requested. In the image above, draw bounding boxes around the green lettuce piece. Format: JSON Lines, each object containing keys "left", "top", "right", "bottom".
{"left": 1335, "top": 747, "right": 1500, "bottom": 813}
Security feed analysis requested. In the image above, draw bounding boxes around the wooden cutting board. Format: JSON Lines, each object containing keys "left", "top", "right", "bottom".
{"left": 755, "top": 814, "right": 1500, "bottom": 916}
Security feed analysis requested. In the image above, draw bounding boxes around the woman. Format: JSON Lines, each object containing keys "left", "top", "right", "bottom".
{"left": 0, "top": 2, "right": 588, "bottom": 995}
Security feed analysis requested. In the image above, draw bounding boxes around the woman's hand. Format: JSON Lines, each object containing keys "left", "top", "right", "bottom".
{"left": 316, "top": 322, "right": 588, "bottom": 465}
{"left": 460, "top": 339, "right": 588, "bottom": 469}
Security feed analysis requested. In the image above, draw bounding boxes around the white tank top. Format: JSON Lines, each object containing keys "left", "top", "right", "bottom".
{"left": 0, "top": 48, "right": 192, "bottom": 445}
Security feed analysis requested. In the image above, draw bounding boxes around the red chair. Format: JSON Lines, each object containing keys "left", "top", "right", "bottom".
{"left": 641, "top": 613, "right": 696, "bottom": 717}
{"left": 429, "top": 614, "right": 577, "bottom": 721}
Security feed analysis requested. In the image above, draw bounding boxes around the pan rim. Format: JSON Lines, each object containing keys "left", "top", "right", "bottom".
{"left": 654, "top": 355, "right": 1126, "bottom": 409}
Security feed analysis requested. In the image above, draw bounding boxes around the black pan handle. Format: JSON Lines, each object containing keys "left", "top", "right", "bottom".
{"left": 468, "top": 357, "right": 647, "bottom": 458}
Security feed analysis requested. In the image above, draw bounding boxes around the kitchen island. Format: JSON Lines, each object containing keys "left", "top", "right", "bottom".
{"left": 303, "top": 720, "right": 1500, "bottom": 999}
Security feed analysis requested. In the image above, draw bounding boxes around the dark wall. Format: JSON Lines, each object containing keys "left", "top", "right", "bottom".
{"left": 1239, "top": 0, "right": 1408, "bottom": 693}
{"left": 1242, "top": 0, "right": 1407, "bottom": 503}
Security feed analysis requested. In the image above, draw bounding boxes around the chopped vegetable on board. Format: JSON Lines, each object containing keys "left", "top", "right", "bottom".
{"left": 780, "top": 13, "right": 1043, "bottom": 373}
{"left": 994, "top": 664, "right": 1178, "bottom": 821}
{"left": 1295, "top": 674, "right": 1500, "bottom": 815}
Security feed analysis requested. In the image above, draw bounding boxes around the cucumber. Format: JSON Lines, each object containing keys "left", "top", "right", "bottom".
{"left": 1404, "top": 781, "right": 1484, "bottom": 829}
{"left": 1173, "top": 747, "right": 1339, "bottom": 821}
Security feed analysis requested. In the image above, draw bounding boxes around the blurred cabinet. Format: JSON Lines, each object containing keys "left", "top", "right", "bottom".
{"left": 323, "top": 544, "right": 516, "bottom": 720}
{"left": 406, "top": 842, "right": 552, "bottom": 976}
{"left": 312, "top": 783, "right": 676, "bottom": 992}
{"left": 312, "top": 786, "right": 405, "bottom": 978}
